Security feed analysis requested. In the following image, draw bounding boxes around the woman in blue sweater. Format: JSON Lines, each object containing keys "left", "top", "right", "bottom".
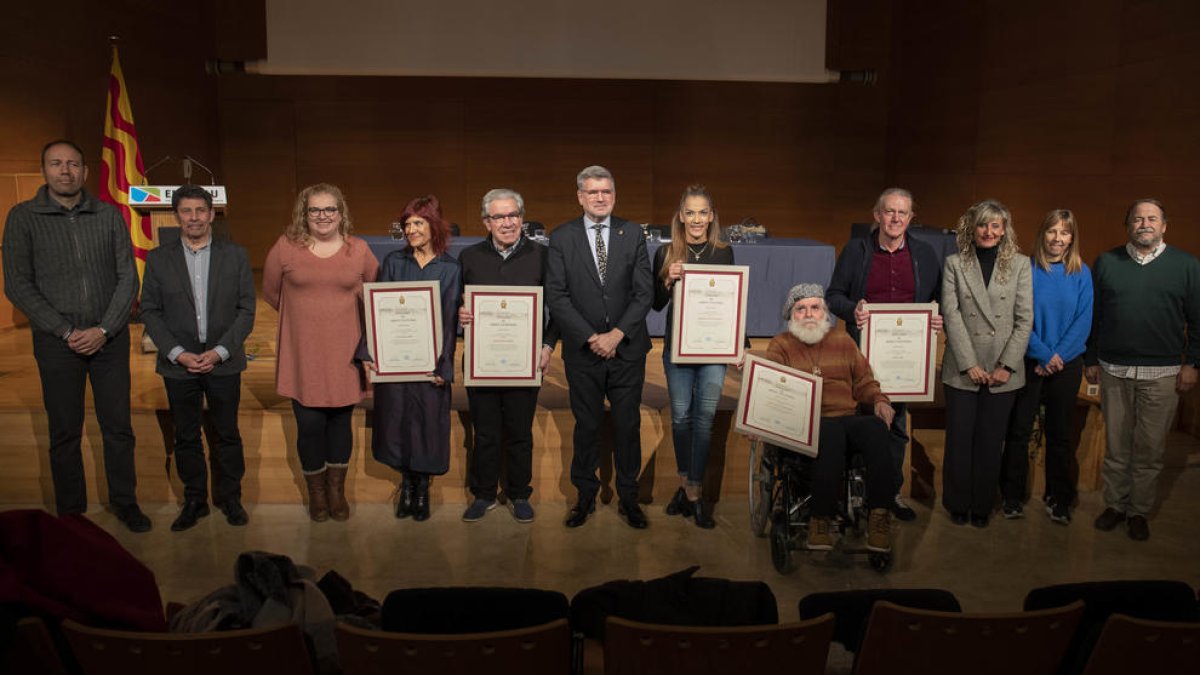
{"left": 1000, "top": 209, "right": 1092, "bottom": 524}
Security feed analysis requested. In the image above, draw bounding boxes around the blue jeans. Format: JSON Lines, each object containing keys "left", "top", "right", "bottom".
{"left": 663, "top": 356, "right": 726, "bottom": 484}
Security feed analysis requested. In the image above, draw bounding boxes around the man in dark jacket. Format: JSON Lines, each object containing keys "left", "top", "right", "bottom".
{"left": 140, "top": 185, "right": 256, "bottom": 531}
{"left": 545, "top": 166, "right": 653, "bottom": 529}
{"left": 826, "top": 188, "right": 943, "bottom": 521}
{"left": 2, "top": 140, "right": 147, "bottom": 531}
{"left": 457, "top": 188, "right": 558, "bottom": 524}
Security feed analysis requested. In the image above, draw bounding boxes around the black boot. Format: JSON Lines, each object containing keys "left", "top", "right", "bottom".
{"left": 691, "top": 499, "right": 716, "bottom": 529}
{"left": 395, "top": 474, "right": 415, "bottom": 519}
{"left": 412, "top": 474, "right": 431, "bottom": 522}
{"left": 666, "top": 487, "right": 693, "bottom": 517}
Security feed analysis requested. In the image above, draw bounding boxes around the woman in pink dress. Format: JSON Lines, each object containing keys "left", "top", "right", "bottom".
{"left": 264, "top": 183, "right": 378, "bottom": 522}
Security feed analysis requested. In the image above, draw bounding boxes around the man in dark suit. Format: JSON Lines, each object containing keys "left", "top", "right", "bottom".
{"left": 140, "top": 184, "right": 256, "bottom": 531}
{"left": 545, "top": 166, "right": 653, "bottom": 529}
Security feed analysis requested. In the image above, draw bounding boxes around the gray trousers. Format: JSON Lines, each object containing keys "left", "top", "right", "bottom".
{"left": 1099, "top": 370, "right": 1178, "bottom": 517}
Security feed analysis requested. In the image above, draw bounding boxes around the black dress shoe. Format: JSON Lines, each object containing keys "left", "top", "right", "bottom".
{"left": 950, "top": 511, "right": 969, "bottom": 526}
{"left": 618, "top": 500, "right": 649, "bottom": 529}
{"left": 116, "top": 504, "right": 152, "bottom": 533}
{"left": 221, "top": 500, "right": 249, "bottom": 526}
{"left": 665, "top": 487, "right": 693, "bottom": 517}
{"left": 170, "top": 501, "right": 208, "bottom": 532}
{"left": 1094, "top": 507, "right": 1126, "bottom": 531}
{"left": 1127, "top": 515, "right": 1150, "bottom": 541}
{"left": 565, "top": 496, "right": 596, "bottom": 528}
{"left": 970, "top": 513, "right": 990, "bottom": 528}
{"left": 691, "top": 500, "right": 715, "bottom": 529}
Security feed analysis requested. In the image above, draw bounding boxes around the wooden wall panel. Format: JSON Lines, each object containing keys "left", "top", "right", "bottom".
{"left": 218, "top": 73, "right": 883, "bottom": 266}
{"left": 885, "top": 0, "right": 1200, "bottom": 263}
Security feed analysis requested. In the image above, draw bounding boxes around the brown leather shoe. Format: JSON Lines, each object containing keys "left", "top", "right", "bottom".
{"left": 866, "top": 508, "right": 892, "bottom": 552}
{"left": 1093, "top": 507, "right": 1125, "bottom": 532}
{"left": 304, "top": 470, "right": 330, "bottom": 522}
{"left": 1127, "top": 515, "right": 1150, "bottom": 541}
{"left": 807, "top": 517, "right": 834, "bottom": 550}
{"left": 326, "top": 465, "right": 351, "bottom": 521}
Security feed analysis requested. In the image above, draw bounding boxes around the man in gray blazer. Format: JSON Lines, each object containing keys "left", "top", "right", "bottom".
{"left": 545, "top": 166, "right": 653, "bottom": 529}
{"left": 141, "top": 185, "right": 256, "bottom": 531}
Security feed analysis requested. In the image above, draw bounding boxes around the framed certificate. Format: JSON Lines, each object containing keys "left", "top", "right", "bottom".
{"left": 670, "top": 263, "right": 750, "bottom": 364}
{"left": 858, "top": 302, "right": 937, "bottom": 402}
{"left": 462, "top": 285, "right": 544, "bottom": 387}
{"left": 363, "top": 280, "right": 443, "bottom": 383}
{"left": 735, "top": 354, "right": 823, "bottom": 456}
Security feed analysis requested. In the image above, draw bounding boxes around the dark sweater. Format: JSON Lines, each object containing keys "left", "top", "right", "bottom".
{"left": 826, "top": 231, "right": 942, "bottom": 343}
{"left": 1085, "top": 245, "right": 1200, "bottom": 367}
{"left": 458, "top": 236, "right": 559, "bottom": 349}
{"left": 2, "top": 186, "right": 137, "bottom": 337}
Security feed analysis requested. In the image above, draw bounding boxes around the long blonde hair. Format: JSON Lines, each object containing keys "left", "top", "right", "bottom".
{"left": 955, "top": 199, "right": 1020, "bottom": 283}
{"left": 658, "top": 184, "right": 726, "bottom": 284}
{"left": 1033, "top": 209, "right": 1083, "bottom": 275}
{"left": 286, "top": 183, "right": 354, "bottom": 246}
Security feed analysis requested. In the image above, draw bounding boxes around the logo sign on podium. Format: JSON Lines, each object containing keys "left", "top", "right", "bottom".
{"left": 129, "top": 185, "right": 228, "bottom": 207}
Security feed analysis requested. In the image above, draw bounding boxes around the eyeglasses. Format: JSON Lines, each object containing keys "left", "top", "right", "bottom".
{"left": 306, "top": 206, "right": 340, "bottom": 217}
{"left": 485, "top": 212, "right": 522, "bottom": 223}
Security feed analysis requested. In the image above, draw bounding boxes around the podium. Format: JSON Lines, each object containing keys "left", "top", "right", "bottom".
{"left": 129, "top": 184, "right": 230, "bottom": 245}
{"left": 130, "top": 185, "right": 230, "bottom": 352}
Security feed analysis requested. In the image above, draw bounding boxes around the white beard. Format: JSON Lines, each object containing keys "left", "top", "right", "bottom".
{"left": 788, "top": 318, "right": 831, "bottom": 345}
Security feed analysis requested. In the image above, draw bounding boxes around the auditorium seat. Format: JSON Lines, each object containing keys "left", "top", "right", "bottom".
{"left": 337, "top": 617, "right": 572, "bottom": 675}
{"left": 854, "top": 600, "right": 1084, "bottom": 675}
{"left": 1078, "top": 614, "right": 1200, "bottom": 675}
{"left": 601, "top": 613, "right": 834, "bottom": 675}
{"left": 61, "top": 620, "right": 315, "bottom": 675}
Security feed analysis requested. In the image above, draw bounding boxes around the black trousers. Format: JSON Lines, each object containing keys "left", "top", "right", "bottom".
{"left": 32, "top": 328, "right": 137, "bottom": 514}
{"left": 1001, "top": 357, "right": 1083, "bottom": 505}
{"left": 163, "top": 373, "right": 244, "bottom": 504}
{"left": 809, "top": 415, "right": 896, "bottom": 517}
{"left": 943, "top": 384, "right": 1017, "bottom": 515}
{"left": 466, "top": 386, "right": 538, "bottom": 501}
{"left": 887, "top": 402, "right": 910, "bottom": 494}
{"left": 291, "top": 400, "right": 354, "bottom": 472}
{"left": 565, "top": 355, "right": 646, "bottom": 503}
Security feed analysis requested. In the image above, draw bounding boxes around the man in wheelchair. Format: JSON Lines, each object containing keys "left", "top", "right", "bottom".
{"left": 764, "top": 284, "right": 897, "bottom": 552}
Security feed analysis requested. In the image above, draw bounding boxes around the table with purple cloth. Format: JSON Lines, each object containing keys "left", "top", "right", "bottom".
{"left": 364, "top": 235, "right": 834, "bottom": 337}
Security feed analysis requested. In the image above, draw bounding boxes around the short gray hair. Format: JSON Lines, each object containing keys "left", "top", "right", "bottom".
{"left": 481, "top": 188, "right": 525, "bottom": 218}
{"left": 873, "top": 187, "right": 914, "bottom": 214}
{"left": 576, "top": 165, "right": 615, "bottom": 191}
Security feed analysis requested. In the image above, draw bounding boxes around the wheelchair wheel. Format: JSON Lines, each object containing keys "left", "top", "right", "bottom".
{"left": 868, "top": 551, "right": 893, "bottom": 573}
{"left": 748, "top": 441, "right": 774, "bottom": 537}
{"left": 769, "top": 515, "right": 794, "bottom": 574}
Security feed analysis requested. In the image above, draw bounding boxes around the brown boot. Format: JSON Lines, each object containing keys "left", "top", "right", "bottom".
{"left": 867, "top": 508, "right": 892, "bottom": 552}
{"left": 304, "top": 470, "right": 330, "bottom": 522}
{"left": 807, "top": 516, "right": 834, "bottom": 550}
{"left": 326, "top": 464, "right": 351, "bottom": 521}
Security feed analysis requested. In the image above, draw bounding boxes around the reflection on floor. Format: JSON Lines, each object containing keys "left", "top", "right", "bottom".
{"left": 7, "top": 463, "right": 1198, "bottom": 617}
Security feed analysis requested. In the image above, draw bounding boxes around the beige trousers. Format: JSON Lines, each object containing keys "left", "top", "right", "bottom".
{"left": 1099, "top": 370, "right": 1178, "bottom": 517}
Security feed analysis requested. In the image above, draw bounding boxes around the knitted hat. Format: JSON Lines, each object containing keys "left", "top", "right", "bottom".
{"left": 782, "top": 283, "right": 825, "bottom": 319}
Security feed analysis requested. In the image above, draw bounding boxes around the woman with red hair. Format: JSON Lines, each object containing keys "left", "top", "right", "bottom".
{"left": 369, "top": 195, "right": 460, "bottom": 521}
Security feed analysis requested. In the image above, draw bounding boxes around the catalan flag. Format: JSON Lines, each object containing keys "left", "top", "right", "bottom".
{"left": 99, "top": 44, "right": 153, "bottom": 280}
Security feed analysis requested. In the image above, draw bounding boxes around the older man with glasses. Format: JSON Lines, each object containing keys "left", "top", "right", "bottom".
{"left": 457, "top": 188, "right": 558, "bottom": 523}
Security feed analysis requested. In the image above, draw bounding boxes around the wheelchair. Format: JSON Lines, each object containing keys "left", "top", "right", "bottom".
{"left": 748, "top": 440, "right": 893, "bottom": 574}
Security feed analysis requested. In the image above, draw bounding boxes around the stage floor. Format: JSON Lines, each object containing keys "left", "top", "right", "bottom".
{"left": 2, "top": 299, "right": 1200, "bottom": 623}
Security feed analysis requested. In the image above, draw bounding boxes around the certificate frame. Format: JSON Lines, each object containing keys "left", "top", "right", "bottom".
{"left": 734, "top": 354, "right": 823, "bottom": 456}
{"left": 462, "top": 284, "right": 544, "bottom": 387}
{"left": 669, "top": 263, "right": 750, "bottom": 364}
{"left": 858, "top": 302, "right": 937, "bottom": 402}
{"left": 363, "top": 280, "right": 443, "bottom": 383}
